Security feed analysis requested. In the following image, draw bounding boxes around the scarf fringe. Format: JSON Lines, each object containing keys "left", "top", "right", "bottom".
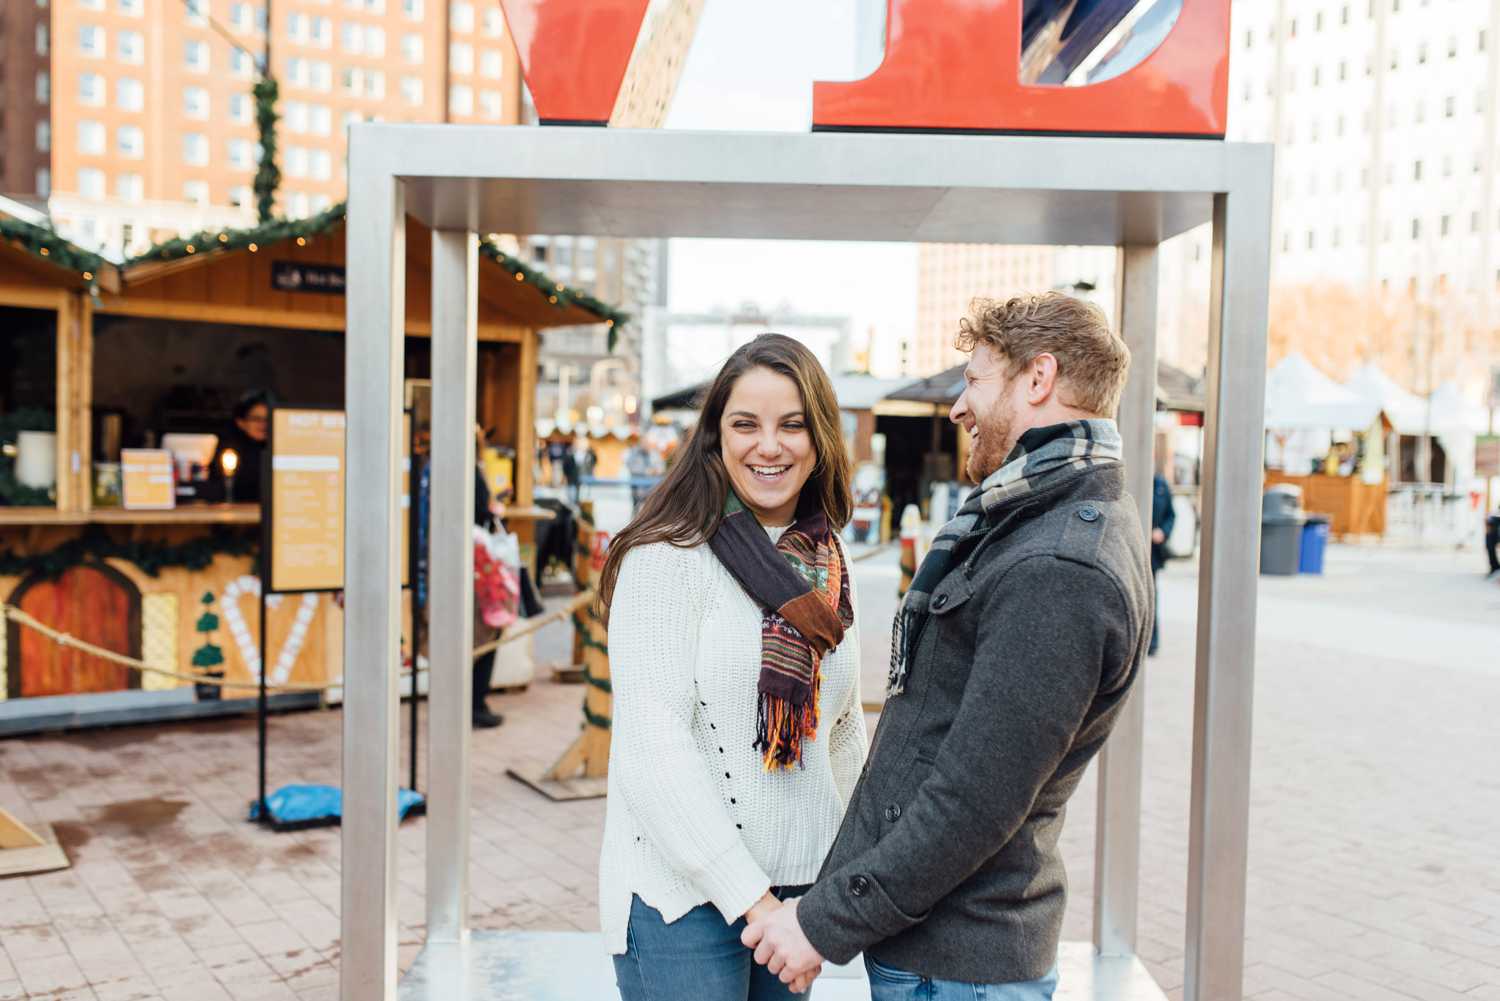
{"left": 755, "top": 667, "right": 822, "bottom": 771}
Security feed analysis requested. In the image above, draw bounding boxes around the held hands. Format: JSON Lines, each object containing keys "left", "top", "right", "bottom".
{"left": 742, "top": 896, "right": 824, "bottom": 994}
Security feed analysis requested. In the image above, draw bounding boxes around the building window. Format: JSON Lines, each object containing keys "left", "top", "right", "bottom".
{"left": 483, "top": 7, "right": 504, "bottom": 36}
{"left": 185, "top": 0, "right": 207, "bottom": 23}
{"left": 184, "top": 133, "right": 210, "bottom": 166}
{"left": 78, "top": 120, "right": 106, "bottom": 155}
{"left": 229, "top": 186, "right": 252, "bottom": 208}
{"left": 313, "top": 61, "right": 333, "bottom": 91}
{"left": 403, "top": 0, "right": 422, "bottom": 18}
{"left": 119, "top": 0, "right": 143, "bottom": 13}
{"left": 231, "top": 2, "right": 255, "bottom": 31}
{"left": 402, "top": 33, "right": 422, "bottom": 62}
{"left": 232, "top": 49, "right": 254, "bottom": 78}
{"left": 451, "top": 43, "right": 473, "bottom": 74}
{"left": 312, "top": 150, "right": 332, "bottom": 180}
{"left": 286, "top": 146, "right": 309, "bottom": 177}
{"left": 116, "top": 172, "right": 143, "bottom": 201}
{"left": 185, "top": 40, "right": 210, "bottom": 72}
{"left": 1444, "top": 95, "right": 1455, "bottom": 118}
{"left": 228, "top": 139, "right": 257, "bottom": 169}
{"left": 450, "top": 84, "right": 473, "bottom": 115}
{"left": 184, "top": 180, "right": 210, "bottom": 204}
{"left": 185, "top": 87, "right": 209, "bottom": 118}
{"left": 342, "top": 67, "right": 363, "bottom": 95}
{"left": 79, "top": 25, "right": 106, "bottom": 57}
{"left": 117, "top": 77, "right": 144, "bottom": 111}
{"left": 366, "top": 71, "right": 385, "bottom": 99}
{"left": 231, "top": 93, "right": 253, "bottom": 123}
{"left": 118, "top": 125, "right": 144, "bottom": 158}
{"left": 1448, "top": 36, "right": 1457, "bottom": 58}
{"left": 286, "top": 101, "right": 308, "bottom": 132}
{"left": 118, "top": 29, "right": 143, "bottom": 62}
{"left": 289, "top": 192, "right": 311, "bottom": 218}
{"left": 1418, "top": 42, "right": 1427, "bottom": 64}
{"left": 77, "top": 168, "right": 106, "bottom": 199}
{"left": 290, "top": 12, "right": 310, "bottom": 42}
{"left": 36, "top": 122, "right": 50, "bottom": 153}
{"left": 479, "top": 89, "right": 501, "bottom": 119}
{"left": 366, "top": 26, "right": 385, "bottom": 56}
{"left": 401, "top": 76, "right": 423, "bottom": 105}
{"left": 1413, "top": 160, "right": 1422, "bottom": 181}
{"left": 481, "top": 50, "right": 503, "bottom": 79}
{"left": 1440, "top": 215, "right": 1450, "bottom": 237}
{"left": 450, "top": 2, "right": 474, "bottom": 32}
{"left": 37, "top": 71, "right": 50, "bottom": 102}
{"left": 36, "top": 23, "right": 49, "bottom": 56}
{"left": 37, "top": 168, "right": 51, "bottom": 198}
{"left": 79, "top": 73, "right": 105, "bottom": 106}
{"left": 311, "top": 105, "right": 332, "bottom": 135}
{"left": 314, "top": 16, "right": 333, "bottom": 47}
{"left": 1411, "top": 218, "right": 1420, "bottom": 239}
{"left": 341, "top": 21, "right": 363, "bottom": 53}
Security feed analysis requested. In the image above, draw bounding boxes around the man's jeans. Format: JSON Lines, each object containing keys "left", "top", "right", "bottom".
{"left": 614, "top": 888, "right": 810, "bottom": 1001}
{"left": 865, "top": 956, "right": 1059, "bottom": 1001}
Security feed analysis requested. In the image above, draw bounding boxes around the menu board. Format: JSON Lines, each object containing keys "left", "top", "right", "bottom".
{"left": 269, "top": 409, "right": 346, "bottom": 593}
{"left": 121, "top": 449, "right": 175, "bottom": 510}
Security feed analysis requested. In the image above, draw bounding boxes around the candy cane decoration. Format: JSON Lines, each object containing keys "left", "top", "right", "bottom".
{"left": 220, "top": 576, "right": 319, "bottom": 685}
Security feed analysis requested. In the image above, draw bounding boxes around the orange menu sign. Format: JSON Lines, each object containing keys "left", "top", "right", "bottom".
{"left": 270, "top": 409, "right": 346, "bottom": 592}
{"left": 121, "top": 449, "right": 175, "bottom": 510}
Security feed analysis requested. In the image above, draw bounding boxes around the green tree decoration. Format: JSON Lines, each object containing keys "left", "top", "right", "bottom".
{"left": 253, "top": 75, "right": 282, "bottom": 224}
{"left": 192, "top": 591, "right": 225, "bottom": 700}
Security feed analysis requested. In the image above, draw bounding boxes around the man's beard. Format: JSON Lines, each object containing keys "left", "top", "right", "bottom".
{"left": 966, "top": 410, "right": 1015, "bottom": 483}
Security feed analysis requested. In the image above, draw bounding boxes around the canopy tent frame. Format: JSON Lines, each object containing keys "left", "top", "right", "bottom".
{"left": 341, "top": 125, "right": 1274, "bottom": 1001}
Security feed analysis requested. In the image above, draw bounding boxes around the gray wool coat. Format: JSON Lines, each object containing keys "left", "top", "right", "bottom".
{"left": 797, "top": 463, "right": 1152, "bottom": 984}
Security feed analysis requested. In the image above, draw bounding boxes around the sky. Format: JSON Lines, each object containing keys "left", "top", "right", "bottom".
{"left": 655, "top": 0, "right": 918, "bottom": 377}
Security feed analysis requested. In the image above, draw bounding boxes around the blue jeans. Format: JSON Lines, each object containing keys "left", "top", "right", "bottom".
{"left": 614, "top": 887, "right": 812, "bottom": 1001}
{"left": 865, "top": 956, "right": 1058, "bottom": 1001}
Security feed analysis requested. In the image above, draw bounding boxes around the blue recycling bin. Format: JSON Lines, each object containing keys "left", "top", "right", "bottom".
{"left": 1299, "top": 516, "right": 1330, "bottom": 574}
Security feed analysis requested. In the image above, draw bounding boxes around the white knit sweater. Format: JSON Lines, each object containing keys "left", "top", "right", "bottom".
{"left": 599, "top": 527, "right": 868, "bottom": 954}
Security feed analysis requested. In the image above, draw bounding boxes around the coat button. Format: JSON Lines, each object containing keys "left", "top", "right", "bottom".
{"left": 884, "top": 804, "right": 901, "bottom": 822}
{"left": 849, "top": 875, "right": 870, "bottom": 897}
{"left": 932, "top": 594, "right": 948, "bottom": 609}
{"left": 1078, "top": 506, "right": 1100, "bottom": 522}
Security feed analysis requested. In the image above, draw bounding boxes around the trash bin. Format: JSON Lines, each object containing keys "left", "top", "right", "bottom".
{"left": 1260, "top": 487, "right": 1307, "bottom": 575}
{"left": 1299, "top": 515, "right": 1330, "bottom": 574}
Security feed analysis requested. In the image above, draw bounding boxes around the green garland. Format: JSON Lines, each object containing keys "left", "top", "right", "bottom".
{"left": 0, "top": 218, "right": 108, "bottom": 288}
{"left": 0, "top": 409, "right": 57, "bottom": 507}
{"left": 253, "top": 76, "right": 283, "bottom": 225}
{"left": 0, "top": 527, "right": 257, "bottom": 581}
{"left": 123, "top": 202, "right": 629, "bottom": 341}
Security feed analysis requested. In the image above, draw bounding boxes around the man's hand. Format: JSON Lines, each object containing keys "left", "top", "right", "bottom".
{"left": 1151, "top": 528, "right": 1166, "bottom": 544}
{"left": 742, "top": 897, "right": 824, "bottom": 992}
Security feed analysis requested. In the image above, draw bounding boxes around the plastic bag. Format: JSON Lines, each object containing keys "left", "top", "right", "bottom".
{"left": 474, "top": 525, "right": 521, "bottom": 629}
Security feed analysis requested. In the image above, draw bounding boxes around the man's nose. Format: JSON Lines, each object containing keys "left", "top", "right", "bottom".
{"left": 950, "top": 394, "right": 967, "bottom": 425}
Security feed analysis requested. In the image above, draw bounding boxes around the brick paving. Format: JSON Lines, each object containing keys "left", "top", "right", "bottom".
{"left": 1, "top": 543, "right": 1497, "bottom": 1000}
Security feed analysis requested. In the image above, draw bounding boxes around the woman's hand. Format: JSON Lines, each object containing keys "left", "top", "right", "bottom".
{"left": 743, "top": 890, "right": 781, "bottom": 925}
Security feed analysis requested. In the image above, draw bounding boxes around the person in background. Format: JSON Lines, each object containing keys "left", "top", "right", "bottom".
{"left": 1150, "top": 456, "right": 1177, "bottom": 657}
{"left": 1484, "top": 505, "right": 1499, "bottom": 579}
{"left": 473, "top": 424, "right": 508, "bottom": 728}
{"left": 206, "top": 390, "right": 271, "bottom": 502}
{"left": 562, "top": 438, "right": 582, "bottom": 505}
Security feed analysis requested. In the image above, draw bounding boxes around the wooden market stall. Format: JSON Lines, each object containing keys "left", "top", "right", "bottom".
{"left": 0, "top": 206, "right": 624, "bottom": 726}
{"left": 1262, "top": 470, "right": 1388, "bottom": 538}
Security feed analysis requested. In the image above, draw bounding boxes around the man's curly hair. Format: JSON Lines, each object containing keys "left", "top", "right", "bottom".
{"left": 955, "top": 292, "right": 1131, "bottom": 417}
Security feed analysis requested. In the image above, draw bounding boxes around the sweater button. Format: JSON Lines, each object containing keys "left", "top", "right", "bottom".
{"left": 1078, "top": 506, "right": 1100, "bottom": 522}
{"left": 884, "top": 804, "right": 901, "bottom": 822}
{"left": 849, "top": 875, "right": 870, "bottom": 897}
{"left": 932, "top": 594, "right": 948, "bottom": 610}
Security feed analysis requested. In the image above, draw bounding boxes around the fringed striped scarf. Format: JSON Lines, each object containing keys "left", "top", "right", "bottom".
{"left": 888, "top": 419, "right": 1123, "bottom": 697}
{"left": 709, "top": 492, "right": 853, "bottom": 771}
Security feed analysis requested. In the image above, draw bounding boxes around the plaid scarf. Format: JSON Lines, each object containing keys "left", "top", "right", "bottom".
{"left": 888, "top": 419, "right": 1123, "bottom": 697}
{"left": 709, "top": 491, "right": 854, "bottom": 770}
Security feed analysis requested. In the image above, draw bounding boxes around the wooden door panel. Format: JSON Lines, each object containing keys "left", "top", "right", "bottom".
{"left": 16, "top": 565, "right": 137, "bottom": 697}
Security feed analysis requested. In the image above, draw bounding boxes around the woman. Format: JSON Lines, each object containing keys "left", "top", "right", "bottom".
{"left": 598, "top": 334, "right": 867, "bottom": 1001}
{"left": 205, "top": 390, "right": 271, "bottom": 502}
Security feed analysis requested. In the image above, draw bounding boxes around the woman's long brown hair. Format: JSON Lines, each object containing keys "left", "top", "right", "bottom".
{"left": 597, "top": 333, "right": 852, "bottom": 622}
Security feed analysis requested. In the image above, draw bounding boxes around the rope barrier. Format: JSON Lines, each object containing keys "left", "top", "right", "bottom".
{"left": 1, "top": 589, "right": 596, "bottom": 694}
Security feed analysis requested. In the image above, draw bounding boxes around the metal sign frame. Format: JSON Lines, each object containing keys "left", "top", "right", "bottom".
{"left": 342, "top": 125, "right": 1274, "bottom": 1001}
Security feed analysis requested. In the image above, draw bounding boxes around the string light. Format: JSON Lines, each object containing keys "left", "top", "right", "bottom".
{"left": 82, "top": 271, "right": 93, "bottom": 280}
{"left": 514, "top": 272, "right": 525, "bottom": 282}
{"left": 218, "top": 233, "right": 229, "bottom": 242}
{"left": 39, "top": 247, "right": 49, "bottom": 256}
{"left": 296, "top": 236, "right": 307, "bottom": 246}
{"left": 248, "top": 243, "right": 258, "bottom": 252}
{"left": 186, "top": 244, "right": 196, "bottom": 254}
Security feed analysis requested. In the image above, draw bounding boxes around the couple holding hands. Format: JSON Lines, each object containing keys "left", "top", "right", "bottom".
{"left": 597, "top": 293, "right": 1152, "bottom": 1001}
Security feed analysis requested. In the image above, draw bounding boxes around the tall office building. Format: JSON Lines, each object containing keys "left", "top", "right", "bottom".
{"left": 0, "top": 0, "right": 523, "bottom": 257}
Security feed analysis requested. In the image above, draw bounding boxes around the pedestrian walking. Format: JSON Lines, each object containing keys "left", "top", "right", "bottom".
{"left": 1150, "top": 458, "right": 1177, "bottom": 656}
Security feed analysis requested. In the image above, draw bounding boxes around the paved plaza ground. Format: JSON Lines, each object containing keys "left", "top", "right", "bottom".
{"left": 1, "top": 541, "right": 1497, "bottom": 1001}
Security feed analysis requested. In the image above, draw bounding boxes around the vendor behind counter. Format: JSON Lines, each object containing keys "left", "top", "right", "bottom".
{"left": 202, "top": 391, "right": 270, "bottom": 503}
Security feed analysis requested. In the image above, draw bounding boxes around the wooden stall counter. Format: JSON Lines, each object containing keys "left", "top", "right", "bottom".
{"left": 0, "top": 504, "right": 261, "bottom": 527}
{"left": 1263, "top": 472, "right": 1387, "bottom": 538}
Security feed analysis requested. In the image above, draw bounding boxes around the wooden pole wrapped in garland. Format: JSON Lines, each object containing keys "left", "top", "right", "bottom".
{"left": 252, "top": 75, "right": 282, "bottom": 225}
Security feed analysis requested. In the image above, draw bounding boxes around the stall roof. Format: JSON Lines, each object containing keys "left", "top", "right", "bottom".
{"left": 120, "top": 203, "right": 629, "bottom": 340}
{"left": 0, "top": 213, "right": 120, "bottom": 294}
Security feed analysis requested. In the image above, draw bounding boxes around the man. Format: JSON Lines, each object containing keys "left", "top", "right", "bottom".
{"left": 1149, "top": 458, "right": 1176, "bottom": 656}
{"left": 206, "top": 390, "right": 271, "bottom": 502}
{"left": 745, "top": 293, "right": 1152, "bottom": 999}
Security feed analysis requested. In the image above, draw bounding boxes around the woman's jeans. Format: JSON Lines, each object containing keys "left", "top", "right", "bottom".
{"left": 864, "top": 956, "right": 1059, "bottom": 1001}
{"left": 614, "top": 887, "right": 811, "bottom": 1001}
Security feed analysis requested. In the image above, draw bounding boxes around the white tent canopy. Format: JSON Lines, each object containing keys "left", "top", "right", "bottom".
{"left": 1263, "top": 353, "right": 1384, "bottom": 431}
{"left": 1343, "top": 362, "right": 1427, "bottom": 430}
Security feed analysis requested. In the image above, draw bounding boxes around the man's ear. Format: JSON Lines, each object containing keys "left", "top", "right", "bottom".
{"left": 1026, "top": 354, "right": 1060, "bottom": 406}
